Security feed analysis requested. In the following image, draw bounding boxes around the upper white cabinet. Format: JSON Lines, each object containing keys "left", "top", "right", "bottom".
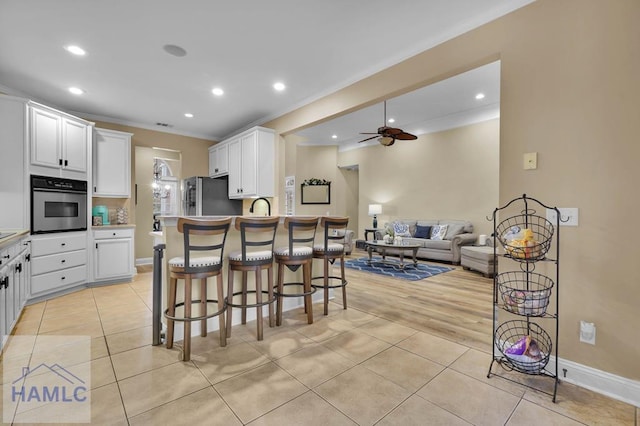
{"left": 93, "top": 128, "right": 132, "bottom": 197}
{"left": 208, "top": 142, "right": 229, "bottom": 177}
{"left": 226, "top": 127, "right": 275, "bottom": 199}
{"left": 29, "top": 104, "right": 91, "bottom": 179}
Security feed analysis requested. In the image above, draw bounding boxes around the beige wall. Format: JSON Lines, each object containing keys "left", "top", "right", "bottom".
{"left": 265, "top": 0, "right": 640, "bottom": 381}
{"left": 338, "top": 120, "right": 499, "bottom": 239}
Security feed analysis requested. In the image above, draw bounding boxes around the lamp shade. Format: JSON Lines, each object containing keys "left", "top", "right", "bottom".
{"left": 368, "top": 204, "right": 382, "bottom": 216}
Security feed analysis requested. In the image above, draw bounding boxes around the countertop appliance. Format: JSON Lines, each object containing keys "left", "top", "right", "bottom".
{"left": 31, "top": 175, "right": 87, "bottom": 234}
{"left": 183, "top": 176, "right": 242, "bottom": 216}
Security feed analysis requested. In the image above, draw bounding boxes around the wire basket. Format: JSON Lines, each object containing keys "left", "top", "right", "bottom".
{"left": 496, "top": 214, "right": 554, "bottom": 261}
{"left": 494, "top": 320, "right": 551, "bottom": 374}
{"left": 497, "top": 271, "right": 554, "bottom": 316}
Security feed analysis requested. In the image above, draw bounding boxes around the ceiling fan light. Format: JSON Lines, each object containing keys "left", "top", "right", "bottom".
{"left": 378, "top": 136, "right": 395, "bottom": 146}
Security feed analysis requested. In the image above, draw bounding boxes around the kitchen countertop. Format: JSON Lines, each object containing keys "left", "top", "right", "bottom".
{"left": 91, "top": 224, "right": 136, "bottom": 229}
{"left": 0, "top": 229, "right": 30, "bottom": 249}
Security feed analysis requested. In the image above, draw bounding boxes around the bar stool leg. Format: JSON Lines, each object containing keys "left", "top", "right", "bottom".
{"left": 323, "top": 257, "right": 330, "bottom": 315}
{"left": 166, "top": 277, "right": 177, "bottom": 349}
{"left": 303, "top": 262, "right": 313, "bottom": 324}
{"left": 276, "top": 262, "right": 285, "bottom": 326}
{"left": 183, "top": 276, "right": 192, "bottom": 361}
{"left": 217, "top": 273, "right": 227, "bottom": 347}
{"left": 200, "top": 278, "right": 207, "bottom": 337}
{"left": 267, "top": 265, "right": 274, "bottom": 327}
{"left": 341, "top": 256, "right": 347, "bottom": 309}
{"left": 226, "top": 266, "right": 234, "bottom": 338}
{"left": 241, "top": 271, "right": 248, "bottom": 325}
{"left": 256, "top": 268, "right": 263, "bottom": 340}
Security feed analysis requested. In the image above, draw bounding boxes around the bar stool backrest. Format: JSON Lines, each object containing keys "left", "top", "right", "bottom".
{"left": 177, "top": 217, "right": 232, "bottom": 274}
{"left": 319, "top": 217, "right": 349, "bottom": 250}
{"left": 234, "top": 216, "right": 280, "bottom": 263}
{"left": 283, "top": 216, "right": 319, "bottom": 256}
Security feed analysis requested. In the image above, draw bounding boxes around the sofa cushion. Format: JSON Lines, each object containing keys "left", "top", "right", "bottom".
{"left": 444, "top": 223, "right": 466, "bottom": 240}
{"left": 431, "top": 224, "right": 448, "bottom": 240}
{"left": 423, "top": 239, "right": 452, "bottom": 250}
{"left": 414, "top": 225, "right": 431, "bottom": 239}
{"left": 402, "top": 237, "right": 429, "bottom": 247}
{"left": 440, "top": 220, "right": 474, "bottom": 234}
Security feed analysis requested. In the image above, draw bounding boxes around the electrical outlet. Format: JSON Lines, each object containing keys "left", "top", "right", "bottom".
{"left": 580, "top": 321, "right": 596, "bottom": 345}
{"left": 546, "top": 207, "right": 579, "bottom": 226}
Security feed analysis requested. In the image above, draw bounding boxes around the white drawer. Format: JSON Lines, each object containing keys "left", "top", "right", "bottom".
{"left": 93, "top": 228, "right": 133, "bottom": 239}
{"left": 31, "top": 250, "right": 87, "bottom": 276}
{"left": 32, "top": 233, "right": 87, "bottom": 257}
{"left": 31, "top": 265, "right": 86, "bottom": 296}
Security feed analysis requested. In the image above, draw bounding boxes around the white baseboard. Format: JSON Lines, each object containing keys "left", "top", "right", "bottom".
{"left": 136, "top": 257, "right": 152, "bottom": 266}
{"left": 547, "top": 357, "right": 640, "bottom": 407}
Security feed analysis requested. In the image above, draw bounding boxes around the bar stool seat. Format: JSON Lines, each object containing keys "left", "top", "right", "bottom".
{"left": 312, "top": 217, "right": 349, "bottom": 316}
{"left": 274, "top": 216, "right": 319, "bottom": 326}
{"left": 165, "top": 217, "right": 231, "bottom": 361}
{"left": 226, "top": 216, "right": 280, "bottom": 341}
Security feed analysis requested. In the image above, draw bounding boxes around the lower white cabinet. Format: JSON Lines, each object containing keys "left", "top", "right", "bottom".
{"left": 92, "top": 227, "right": 135, "bottom": 282}
{"left": 30, "top": 232, "right": 87, "bottom": 298}
{"left": 1, "top": 236, "right": 30, "bottom": 348}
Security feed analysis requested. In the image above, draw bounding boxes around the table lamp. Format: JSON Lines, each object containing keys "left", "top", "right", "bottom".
{"left": 368, "top": 204, "right": 382, "bottom": 228}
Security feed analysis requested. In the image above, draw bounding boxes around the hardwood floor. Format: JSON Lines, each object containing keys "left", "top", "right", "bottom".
{"left": 337, "top": 251, "right": 494, "bottom": 352}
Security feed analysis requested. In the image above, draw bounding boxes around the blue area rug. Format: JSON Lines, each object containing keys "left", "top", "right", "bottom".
{"left": 341, "top": 256, "right": 453, "bottom": 281}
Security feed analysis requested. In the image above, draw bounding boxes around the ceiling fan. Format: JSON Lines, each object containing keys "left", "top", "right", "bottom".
{"left": 358, "top": 100, "right": 417, "bottom": 146}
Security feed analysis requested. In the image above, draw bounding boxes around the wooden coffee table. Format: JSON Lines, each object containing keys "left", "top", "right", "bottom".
{"left": 365, "top": 240, "right": 421, "bottom": 269}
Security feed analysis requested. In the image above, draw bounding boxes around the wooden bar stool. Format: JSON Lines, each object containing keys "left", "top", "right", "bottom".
{"left": 165, "top": 217, "right": 231, "bottom": 361}
{"left": 274, "top": 216, "right": 319, "bottom": 326}
{"left": 226, "top": 216, "right": 280, "bottom": 341}
{"left": 312, "top": 217, "right": 349, "bottom": 315}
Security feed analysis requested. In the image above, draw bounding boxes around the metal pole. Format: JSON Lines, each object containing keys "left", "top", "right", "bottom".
{"left": 152, "top": 243, "right": 166, "bottom": 346}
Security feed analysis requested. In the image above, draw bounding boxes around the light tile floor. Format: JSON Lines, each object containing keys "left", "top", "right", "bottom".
{"left": 1, "top": 271, "right": 638, "bottom": 425}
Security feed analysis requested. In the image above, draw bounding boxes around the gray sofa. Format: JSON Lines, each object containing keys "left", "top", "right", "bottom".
{"left": 375, "top": 219, "right": 477, "bottom": 264}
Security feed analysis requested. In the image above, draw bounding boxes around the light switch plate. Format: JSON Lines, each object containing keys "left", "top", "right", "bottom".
{"left": 546, "top": 207, "right": 579, "bottom": 226}
{"left": 523, "top": 152, "right": 537, "bottom": 169}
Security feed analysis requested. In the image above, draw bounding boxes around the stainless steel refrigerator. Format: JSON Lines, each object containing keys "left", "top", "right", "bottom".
{"left": 183, "top": 176, "right": 242, "bottom": 216}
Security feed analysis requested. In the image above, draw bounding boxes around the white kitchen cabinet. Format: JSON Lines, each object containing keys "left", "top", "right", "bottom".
{"left": 92, "top": 227, "right": 135, "bottom": 282}
{"left": 0, "top": 96, "right": 28, "bottom": 230}
{"left": 226, "top": 127, "right": 274, "bottom": 199}
{"left": 30, "top": 232, "right": 87, "bottom": 298}
{"left": 93, "top": 128, "right": 132, "bottom": 197}
{"left": 208, "top": 142, "right": 229, "bottom": 177}
{"left": 0, "top": 236, "right": 30, "bottom": 349}
{"left": 29, "top": 104, "right": 91, "bottom": 179}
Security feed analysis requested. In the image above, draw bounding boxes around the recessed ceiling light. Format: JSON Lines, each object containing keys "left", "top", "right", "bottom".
{"left": 64, "top": 45, "right": 86, "bottom": 56}
{"left": 163, "top": 44, "right": 187, "bottom": 57}
{"left": 387, "top": 118, "right": 395, "bottom": 123}
{"left": 332, "top": 134, "right": 337, "bottom": 139}
{"left": 475, "top": 93, "right": 485, "bottom": 100}
{"left": 212, "top": 87, "right": 224, "bottom": 96}
{"left": 273, "top": 82, "right": 286, "bottom": 91}
{"left": 68, "top": 87, "right": 84, "bottom": 95}
{"left": 184, "top": 113, "right": 194, "bottom": 118}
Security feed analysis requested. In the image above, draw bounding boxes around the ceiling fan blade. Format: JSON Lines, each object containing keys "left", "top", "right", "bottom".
{"left": 394, "top": 132, "right": 418, "bottom": 140}
{"left": 358, "top": 135, "right": 379, "bottom": 143}
{"left": 359, "top": 132, "right": 379, "bottom": 135}
{"left": 381, "top": 127, "right": 403, "bottom": 136}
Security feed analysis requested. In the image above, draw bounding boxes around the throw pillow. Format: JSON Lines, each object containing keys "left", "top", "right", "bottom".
{"left": 430, "top": 224, "right": 449, "bottom": 241}
{"left": 414, "top": 225, "right": 431, "bottom": 239}
{"left": 392, "top": 222, "right": 412, "bottom": 237}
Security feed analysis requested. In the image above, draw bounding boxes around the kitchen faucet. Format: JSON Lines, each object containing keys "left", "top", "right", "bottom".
{"left": 249, "top": 197, "right": 271, "bottom": 216}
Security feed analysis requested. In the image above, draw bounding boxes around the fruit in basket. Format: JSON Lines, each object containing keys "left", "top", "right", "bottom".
{"left": 504, "top": 228, "right": 541, "bottom": 259}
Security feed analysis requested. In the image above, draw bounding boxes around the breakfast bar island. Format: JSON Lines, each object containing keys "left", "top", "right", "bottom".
{"left": 155, "top": 215, "right": 333, "bottom": 344}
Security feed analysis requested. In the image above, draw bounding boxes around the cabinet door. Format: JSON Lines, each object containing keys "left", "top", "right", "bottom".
{"left": 239, "top": 133, "right": 258, "bottom": 197}
{"left": 216, "top": 143, "right": 229, "bottom": 175}
{"left": 227, "top": 138, "right": 242, "bottom": 198}
{"left": 94, "top": 239, "right": 133, "bottom": 280}
{"left": 62, "top": 118, "right": 88, "bottom": 173}
{"left": 0, "top": 265, "right": 8, "bottom": 343}
{"left": 93, "top": 129, "right": 131, "bottom": 197}
{"left": 208, "top": 147, "right": 218, "bottom": 176}
{"left": 30, "top": 106, "right": 62, "bottom": 169}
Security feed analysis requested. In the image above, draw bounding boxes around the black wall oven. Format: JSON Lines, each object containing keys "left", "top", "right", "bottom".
{"left": 31, "top": 175, "right": 87, "bottom": 234}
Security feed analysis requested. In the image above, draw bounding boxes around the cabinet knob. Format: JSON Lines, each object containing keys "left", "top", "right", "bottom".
{"left": 61, "top": 259, "right": 66, "bottom": 263}
{"left": 59, "top": 159, "right": 63, "bottom": 166}
{"left": 113, "top": 232, "right": 116, "bottom": 236}
{"left": 64, "top": 159, "right": 68, "bottom": 167}
{"left": 2, "top": 254, "right": 9, "bottom": 259}
{"left": 61, "top": 276, "right": 66, "bottom": 280}
{"left": 61, "top": 243, "right": 66, "bottom": 246}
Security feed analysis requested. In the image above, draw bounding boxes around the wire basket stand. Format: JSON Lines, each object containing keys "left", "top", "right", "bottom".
{"left": 487, "top": 194, "right": 561, "bottom": 402}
